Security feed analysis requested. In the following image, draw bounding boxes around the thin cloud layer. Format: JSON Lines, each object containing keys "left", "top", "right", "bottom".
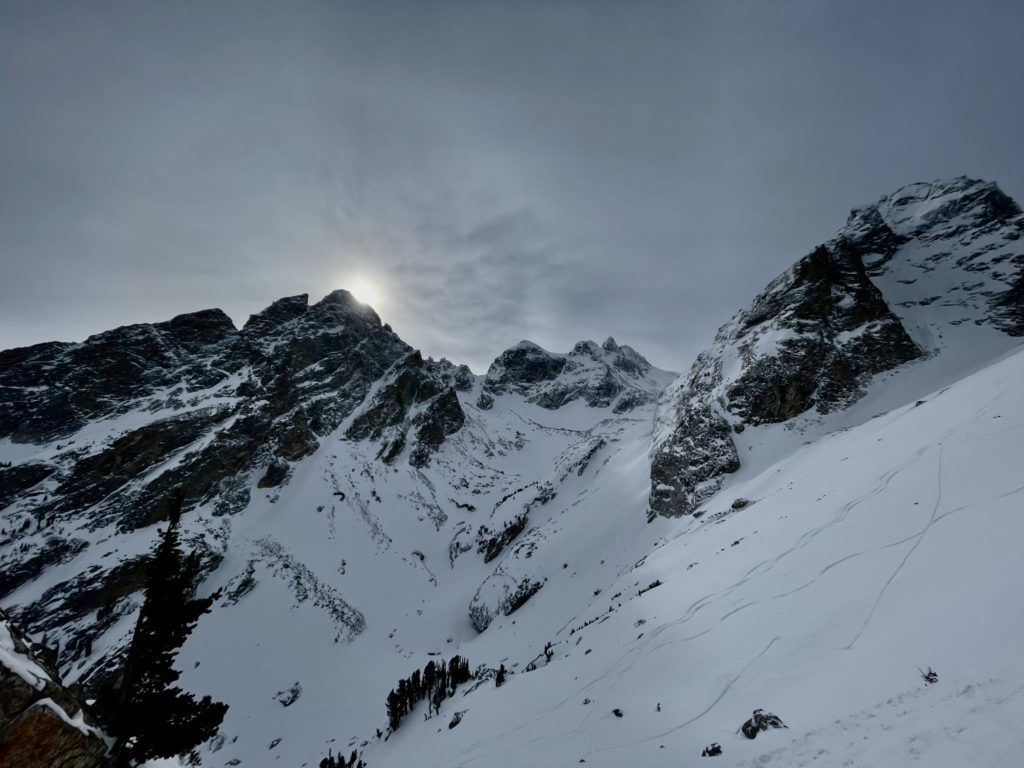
{"left": 2, "top": 1, "right": 1022, "bottom": 373}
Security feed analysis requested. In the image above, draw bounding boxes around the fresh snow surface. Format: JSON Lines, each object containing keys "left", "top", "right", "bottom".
{"left": 0, "top": 619, "right": 51, "bottom": 690}
{"left": 361, "top": 346, "right": 1024, "bottom": 768}
{"left": 32, "top": 697, "right": 106, "bottom": 740}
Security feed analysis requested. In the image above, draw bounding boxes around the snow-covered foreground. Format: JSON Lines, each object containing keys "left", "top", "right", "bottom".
{"left": 367, "top": 346, "right": 1024, "bottom": 768}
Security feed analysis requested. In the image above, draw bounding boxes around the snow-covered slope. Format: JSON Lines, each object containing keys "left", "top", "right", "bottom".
{"left": 0, "top": 308, "right": 677, "bottom": 766}
{"left": 0, "top": 176, "right": 1021, "bottom": 768}
{"left": 370, "top": 340, "right": 1024, "bottom": 768}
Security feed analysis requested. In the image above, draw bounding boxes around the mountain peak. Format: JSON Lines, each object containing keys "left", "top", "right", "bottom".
{"left": 852, "top": 176, "right": 1020, "bottom": 240}
{"left": 312, "top": 288, "right": 382, "bottom": 326}
{"left": 241, "top": 294, "right": 309, "bottom": 335}
{"left": 484, "top": 338, "right": 671, "bottom": 411}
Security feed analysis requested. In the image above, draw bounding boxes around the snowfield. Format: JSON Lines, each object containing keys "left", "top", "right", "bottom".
{"left": 364, "top": 345, "right": 1024, "bottom": 768}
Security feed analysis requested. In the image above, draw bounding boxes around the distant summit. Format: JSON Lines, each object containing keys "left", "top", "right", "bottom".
{"left": 482, "top": 337, "right": 674, "bottom": 412}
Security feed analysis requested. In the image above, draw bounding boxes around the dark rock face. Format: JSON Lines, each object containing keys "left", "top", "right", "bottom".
{"left": 649, "top": 404, "right": 740, "bottom": 521}
{"left": 0, "top": 704, "right": 107, "bottom": 768}
{"left": 476, "top": 511, "right": 529, "bottom": 563}
{"left": 0, "top": 611, "right": 107, "bottom": 768}
{"left": 346, "top": 352, "right": 467, "bottom": 468}
{"left": 468, "top": 574, "right": 545, "bottom": 632}
{"left": 723, "top": 241, "right": 920, "bottom": 424}
{"left": 483, "top": 338, "right": 670, "bottom": 413}
{"left": 49, "top": 409, "right": 232, "bottom": 515}
{"left": 411, "top": 388, "right": 467, "bottom": 467}
{"left": 0, "top": 538, "right": 88, "bottom": 601}
{"left": 650, "top": 176, "right": 1023, "bottom": 519}
{"left": 13, "top": 556, "right": 151, "bottom": 654}
{"left": 425, "top": 358, "right": 475, "bottom": 392}
{"left": 0, "top": 308, "right": 238, "bottom": 444}
{"left": 257, "top": 459, "right": 290, "bottom": 488}
{"left": 992, "top": 266, "right": 1024, "bottom": 335}
{"left": 0, "top": 463, "right": 54, "bottom": 510}
{"left": 346, "top": 352, "right": 438, "bottom": 442}
{"left": 650, "top": 238, "right": 920, "bottom": 518}
{"left": 483, "top": 342, "right": 566, "bottom": 396}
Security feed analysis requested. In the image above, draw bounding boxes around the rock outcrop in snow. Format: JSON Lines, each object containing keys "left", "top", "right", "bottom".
{"left": 483, "top": 337, "right": 668, "bottom": 412}
{"left": 650, "top": 176, "right": 1024, "bottom": 518}
{"left": 0, "top": 610, "right": 107, "bottom": 767}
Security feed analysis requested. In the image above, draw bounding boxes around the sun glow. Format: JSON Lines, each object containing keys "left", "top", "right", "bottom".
{"left": 349, "top": 277, "right": 383, "bottom": 309}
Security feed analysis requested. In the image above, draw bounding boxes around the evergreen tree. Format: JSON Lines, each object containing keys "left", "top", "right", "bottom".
{"left": 98, "top": 491, "right": 228, "bottom": 766}
{"left": 386, "top": 689, "right": 402, "bottom": 730}
{"left": 424, "top": 660, "right": 436, "bottom": 694}
{"left": 398, "top": 677, "right": 411, "bottom": 716}
{"left": 495, "top": 664, "right": 506, "bottom": 687}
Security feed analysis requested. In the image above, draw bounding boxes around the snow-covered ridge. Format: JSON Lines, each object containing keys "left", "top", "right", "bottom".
{"left": 482, "top": 336, "right": 675, "bottom": 412}
{"left": 0, "top": 614, "right": 51, "bottom": 690}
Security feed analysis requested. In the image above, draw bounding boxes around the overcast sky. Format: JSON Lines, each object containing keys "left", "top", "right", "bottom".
{"left": 2, "top": 1, "right": 1022, "bottom": 373}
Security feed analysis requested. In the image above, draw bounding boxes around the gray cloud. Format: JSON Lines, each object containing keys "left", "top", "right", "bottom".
{"left": 2, "top": 0, "right": 1022, "bottom": 372}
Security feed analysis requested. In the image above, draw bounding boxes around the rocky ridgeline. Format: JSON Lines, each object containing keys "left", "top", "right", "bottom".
{"left": 0, "top": 291, "right": 473, "bottom": 682}
{"left": 649, "top": 176, "right": 1024, "bottom": 518}
{"left": 0, "top": 291, "right": 475, "bottom": 530}
{"left": 480, "top": 336, "right": 665, "bottom": 412}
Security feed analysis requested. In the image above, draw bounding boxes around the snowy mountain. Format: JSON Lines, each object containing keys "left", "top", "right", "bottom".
{"left": 0, "top": 176, "right": 1022, "bottom": 768}
{"left": 650, "top": 176, "right": 1023, "bottom": 518}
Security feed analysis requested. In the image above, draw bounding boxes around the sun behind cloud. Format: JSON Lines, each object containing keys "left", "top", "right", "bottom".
{"left": 348, "top": 277, "right": 383, "bottom": 309}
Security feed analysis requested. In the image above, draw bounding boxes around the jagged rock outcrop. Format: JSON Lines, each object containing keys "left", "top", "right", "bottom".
{"left": 719, "top": 240, "right": 921, "bottom": 425}
{"left": 0, "top": 611, "right": 107, "bottom": 768}
{"left": 345, "top": 351, "right": 467, "bottom": 467}
{"left": 649, "top": 403, "right": 740, "bottom": 522}
{"left": 483, "top": 337, "right": 672, "bottom": 412}
{"left": 650, "top": 177, "right": 1024, "bottom": 518}
{"left": 650, "top": 238, "right": 920, "bottom": 517}
{"left": 0, "top": 290, "right": 431, "bottom": 536}
{"left": 0, "top": 308, "right": 239, "bottom": 444}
